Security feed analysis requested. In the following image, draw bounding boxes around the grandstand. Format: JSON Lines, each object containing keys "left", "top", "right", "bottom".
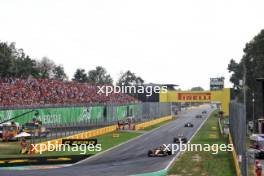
{"left": 0, "top": 78, "right": 138, "bottom": 108}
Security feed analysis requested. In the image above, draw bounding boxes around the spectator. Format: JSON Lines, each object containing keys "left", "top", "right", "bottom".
{"left": 0, "top": 78, "right": 138, "bottom": 107}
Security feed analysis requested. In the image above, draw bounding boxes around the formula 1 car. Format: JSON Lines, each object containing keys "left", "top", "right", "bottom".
{"left": 202, "top": 110, "right": 207, "bottom": 114}
{"left": 184, "top": 122, "right": 194, "bottom": 127}
{"left": 173, "top": 135, "right": 188, "bottom": 143}
{"left": 195, "top": 114, "right": 203, "bottom": 118}
{"left": 148, "top": 145, "right": 172, "bottom": 157}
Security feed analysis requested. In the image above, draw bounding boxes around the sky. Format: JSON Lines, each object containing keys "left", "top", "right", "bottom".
{"left": 0, "top": 0, "right": 264, "bottom": 90}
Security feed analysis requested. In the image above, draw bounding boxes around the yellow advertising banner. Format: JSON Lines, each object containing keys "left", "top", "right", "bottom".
{"left": 160, "top": 88, "right": 230, "bottom": 116}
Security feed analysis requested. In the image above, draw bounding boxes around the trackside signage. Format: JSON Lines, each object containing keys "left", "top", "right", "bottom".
{"left": 178, "top": 93, "right": 211, "bottom": 101}
{"left": 62, "top": 139, "right": 97, "bottom": 146}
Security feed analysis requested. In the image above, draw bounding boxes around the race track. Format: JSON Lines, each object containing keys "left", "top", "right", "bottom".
{"left": 0, "top": 105, "right": 214, "bottom": 176}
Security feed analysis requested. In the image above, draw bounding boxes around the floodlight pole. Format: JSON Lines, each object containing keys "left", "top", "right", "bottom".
{"left": 242, "top": 61, "right": 247, "bottom": 176}
{"left": 252, "top": 92, "right": 255, "bottom": 133}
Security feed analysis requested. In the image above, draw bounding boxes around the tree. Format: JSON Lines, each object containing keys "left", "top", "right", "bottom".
{"left": 191, "top": 87, "right": 204, "bottom": 91}
{"left": 36, "top": 57, "right": 55, "bottom": 79}
{"left": 0, "top": 41, "right": 68, "bottom": 80}
{"left": 52, "top": 65, "right": 67, "bottom": 81}
{"left": 72, "top": 68, "right": 88, "bottom": 83}
{"left": 117, "top": 70, "right": 144, "bottom": 86}
{"left": 12, "top": 56, "right": 39, "bottom": 78}
{"left": 227, "top": 59, "right": 244, "bottom": 91}
{"left": 87, "top": 66, "right": 113, "bottom": 84}
{"left": 228, "top": 29, "right": 264, "bottom": 120}
{"left": 0, "top": 41, "right": 39, "bottom": 78}
{"left": 0, "top": 42, "right": 14, "bottom": 77}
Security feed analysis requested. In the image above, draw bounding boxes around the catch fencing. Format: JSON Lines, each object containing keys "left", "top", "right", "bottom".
{"left": 0, "top": 102, "right": 172, "bottom": 143}
{"left": 229, "top": 101, "right": 247, "bottom": 176}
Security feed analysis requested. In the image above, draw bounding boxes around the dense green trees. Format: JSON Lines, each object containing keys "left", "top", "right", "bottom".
{"left": 87, "top": 66, "right": 113, "bottom": 84}
{"left": 53, "top": 65, "right": 68, "bottom": 81}
{"left": 0, "top": 41, "right": 67, "bottom": 80}
{"left": 72, "top": 66, "right": 113, "bottom": 84}
{"left": 0, "top": 42, "right": 38, "bottom": 78}
{"left": 72, "top": 69, "right": 87, "bottom": 83}
{"left": 228, "top": 29, "right": 264, "bottom": 119}
{"left": 117, "top": 70, "right": 144, "bottom": 86}
{"left": 0, "top": 41, "right": 145, "bottom": 86}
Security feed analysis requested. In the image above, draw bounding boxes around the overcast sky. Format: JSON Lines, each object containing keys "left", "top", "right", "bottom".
{"left": 0, "top": 0, "right": 264, "bottom": 90}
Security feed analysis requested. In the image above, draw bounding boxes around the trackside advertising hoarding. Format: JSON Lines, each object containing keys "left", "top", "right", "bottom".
{"left": 0, "top": 106, "right": 104, "bottom": 124}
{"left": 0, "top": 104, "right": 143, "bottom": 125}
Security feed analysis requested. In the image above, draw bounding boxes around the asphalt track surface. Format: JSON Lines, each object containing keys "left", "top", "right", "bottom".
{"left": 1, "top": 105, "right": 214, "bottom": 176}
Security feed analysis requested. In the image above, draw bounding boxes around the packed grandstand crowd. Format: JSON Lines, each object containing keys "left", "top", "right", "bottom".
{"left": 0, "top": 78, "right": 138, "bottom": 107}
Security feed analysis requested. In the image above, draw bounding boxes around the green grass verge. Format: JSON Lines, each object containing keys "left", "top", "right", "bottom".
{"left": 168, "top": 111, "right": 236, "bottom": 176}
{"left": 0, "top": 131, "right": 140, "bottom": 158}
{"left": 0, "top": 118, "right": 174, "bottom": 158}
{"left": 40, "top": 131, "right": 141, "bottom": 156}
{"left": 0, "top": 142, "right": 21, "bottom": 157}
{"left": 0, "top": 117, "right": 174, "bottom": 158}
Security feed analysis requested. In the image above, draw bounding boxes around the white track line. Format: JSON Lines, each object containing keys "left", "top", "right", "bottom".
{"left": 165, "top": 108, "right": 215, "bottom": 170}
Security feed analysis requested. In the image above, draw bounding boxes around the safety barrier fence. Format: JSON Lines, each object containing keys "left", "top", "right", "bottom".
{"left": 229, "top": 101, "right": 247, "bottom": 176}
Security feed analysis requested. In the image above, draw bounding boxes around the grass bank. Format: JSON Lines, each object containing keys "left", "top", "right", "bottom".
{"left": 0, "top": 117, "right": 174, "bottom": 158}
{"left": 168, "top": 111, "right": 236, "bottom": 176}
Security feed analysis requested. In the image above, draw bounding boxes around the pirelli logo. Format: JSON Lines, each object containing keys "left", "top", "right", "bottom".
{"left": 178, "top": 93, "right": 211, "bottom": 101}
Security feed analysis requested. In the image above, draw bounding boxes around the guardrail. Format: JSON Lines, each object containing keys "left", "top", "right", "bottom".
{"left": 228, "top": 133, "right": 241, "bottom": 176}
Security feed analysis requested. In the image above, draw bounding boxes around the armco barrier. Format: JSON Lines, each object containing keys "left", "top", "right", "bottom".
{"left": 228, "top": 133, "right": 241, "bottom": 176}
{"left": 32, "top": 124, "right": 117, "bottom": 154}
{"left": 134, "top": 115, "right": 172, "bottom": 130}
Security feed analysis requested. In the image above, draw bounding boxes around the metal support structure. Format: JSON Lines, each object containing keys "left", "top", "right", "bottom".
{"left": 242, "top": 61, "right": 247, "bottom": 176}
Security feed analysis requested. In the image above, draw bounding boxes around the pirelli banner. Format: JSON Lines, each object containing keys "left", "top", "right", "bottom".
{"left": 159, "top": 88, "right": 230, "bottom": 116}
{"left": 177, "top": 92, "right": 211, "bottom": 102}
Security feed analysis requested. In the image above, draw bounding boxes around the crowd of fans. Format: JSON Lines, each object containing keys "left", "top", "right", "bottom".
{"left": 0, "top": 78, "right": 138, "bottom": 107}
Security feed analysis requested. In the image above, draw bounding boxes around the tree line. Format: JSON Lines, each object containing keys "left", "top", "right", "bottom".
{"left": 228, "top": 29, "right": 264, "bottom": 120}
{"left": 0, "top": 41, "right": 144, "bottom": 86}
